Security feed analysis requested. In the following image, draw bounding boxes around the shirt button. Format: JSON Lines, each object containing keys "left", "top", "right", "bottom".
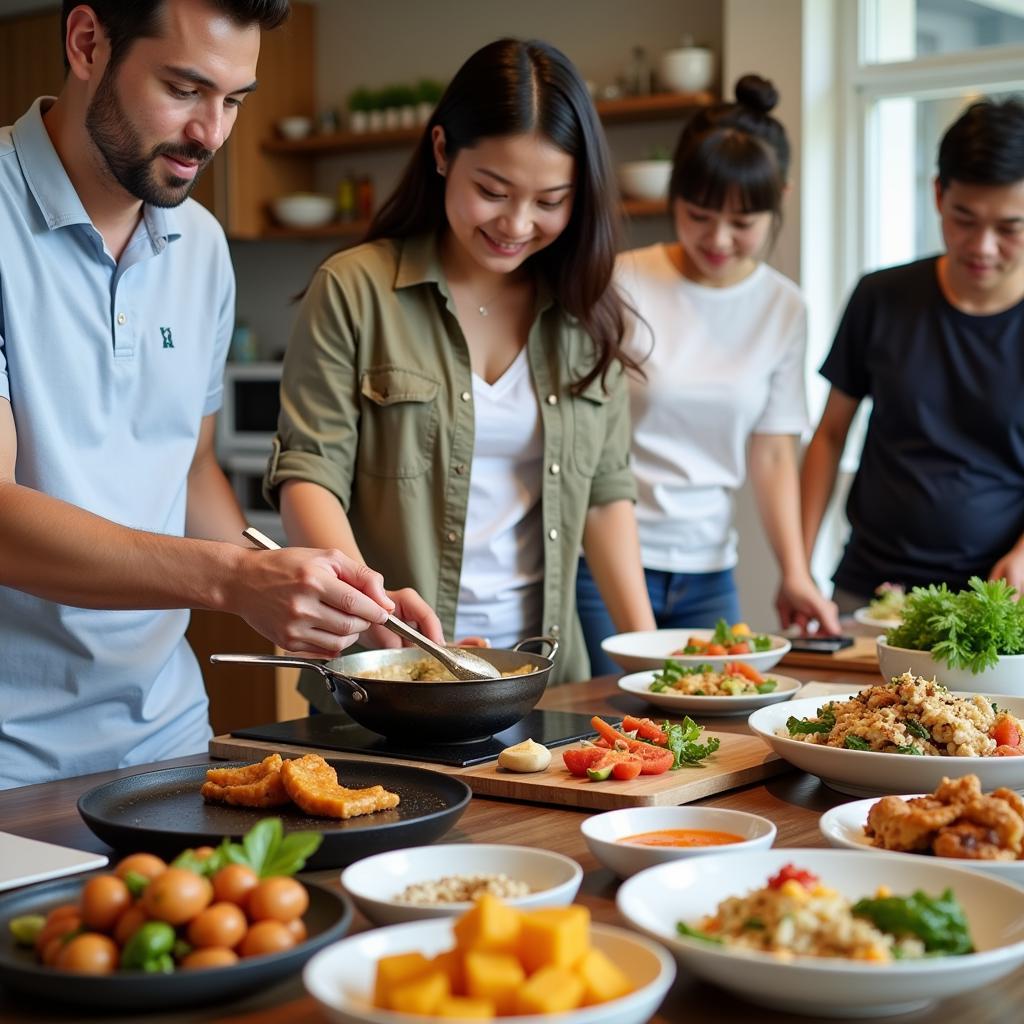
{"left": 461, "top": 391, "right": 472, "bottom": 402}
{"left": 547, "top": 528, "right": 558, "bottom": 541}
{"left": 549, "top": 463, "right": 560, "bottom": 476}
{"left": 546, "top": 394, "right": 558, "bottom": 405}
{"left": 447, "top": 531, "right": 458, "bottom": 542}
{"left": 549, "top": 624, "right": 561, "bottom": 637}
{"left": 454, "top": 464, "right": 467, "bottom": 475}
{"left": 116, "top": 313, "right": 127, "bottom": 325}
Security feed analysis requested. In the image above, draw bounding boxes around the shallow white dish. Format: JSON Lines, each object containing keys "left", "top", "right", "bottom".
{"left": 618, "top": 159, "right": 672, "bottom": 200}
{"left": 602, "top": 628, "right": 790, "bottom": 674}
{"left": 276, "top": 115, "right": 313, "bottom": 140}
{"left": 581, "top": 805, "right": 775, "bottom": 878}
{"left": 617, "top": 669, "right": 800, "bottom": 716}
{"left": 271, "top": 192, "right": 335, "bottom": 228}
{"left": 819, "top": 797, "right": 1024, "bottom": 885}
{"left": 340, "top": 844, "right": 582, "bottom": 926}
{"left": 877, "top": 638, "right": 1024, "bottom": 696}
{"left": 748, "top": 691, "right": 1024, "bottom": 797}
{"left": 852, "top": 606, "right": 900, "bottom": 630}
{"left": 617, "top": 848, "right": 1024, "bottom": 1018}
{"left": 304, "top": 918, "right": 675, "bottom": 1024}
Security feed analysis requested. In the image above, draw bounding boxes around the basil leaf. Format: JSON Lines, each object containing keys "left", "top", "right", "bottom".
{"left": 262, "top": 832, "right": 323, "bottom": 878}
{"left": 241, "top": 817, "right": 281, "bottom": 875}
{"left": 853, "top": 889, "right": 974, "bottom": 955}
{"left": 844, "top": 734, "right": 871, "bottom": 750}
{"left": 906, "top": 719, "right": 930, "bottom": 740}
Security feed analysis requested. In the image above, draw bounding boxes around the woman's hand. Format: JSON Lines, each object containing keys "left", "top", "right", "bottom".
{"left": 776, "top": 572, "right": 841, "bottom": 636}
{"left": 989, "top": 543, "right": 1024, "bottom": 596}
{"left": 359, "top": 586, "right": 447, "bottom": 650}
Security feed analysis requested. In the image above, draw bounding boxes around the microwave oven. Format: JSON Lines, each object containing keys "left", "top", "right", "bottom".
{"left": 217, "top": 361, "right": 283, "bottom": 453}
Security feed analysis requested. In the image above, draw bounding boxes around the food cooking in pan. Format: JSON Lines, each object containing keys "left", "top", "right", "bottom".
{"left": 352, "top": 658, "right": 534, "bottom": 682}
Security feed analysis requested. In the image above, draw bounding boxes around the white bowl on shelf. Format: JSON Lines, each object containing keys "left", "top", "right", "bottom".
{"left": 618, "top": 160, "right": 672, "bottom": 201}
{"left": 271, "top": 193, "right": 335, "bottom": 229}
{"left": 876, "top": 638, "right": 1024, "bottom": 696}
{"left": 339, "top": 844, "right": 582, "bottom": 926}
{"left": 276, "top": 115, "right": 313, "bottom": 140}
{"left": 303, "top": 918, "right": 676, "bottom": 1024}
{"left": 581, "top": 805, "right": 776, "bottom": 878}
{"left": 658, "top": 46, "right": 715, "bottom": 93}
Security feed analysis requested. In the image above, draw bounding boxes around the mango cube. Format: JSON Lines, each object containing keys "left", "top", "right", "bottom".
{"left": 430, "top": 947, "right": 466, "bottom": 995}
{"left": 464, "top": 950, "right": 526, "bottom": 1015}
{"left": 389, "top": 969, "right": 450, "bottom": 1015}
{"left": 434, "top": 995, "right": 497, "bottom": 1019}
{"left": 518, "top": 905, "right": 591, "bottom": 974}
{"left": 513, "top": 966, "right": 585, "bottom": 1014}
{"left": 453, "top": 892, "right": 522, "bottom": 954}
{"left": 576, "top": 947, "right": 633, "bottom": 1005}
{"left": 374, "top": 951, "right": 431, "bottom": 1008}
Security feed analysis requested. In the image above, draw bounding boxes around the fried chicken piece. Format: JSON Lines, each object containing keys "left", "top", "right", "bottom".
{"left": 205, "top": 754, "right": 283, "bottom": 787}
{"left": 933, "top": 774, "right": 982, "bottom": 805}
{"left": 991, "top": 787, "right": 1024, "bottom": 821}
{"left": 865, "top": 794, "right": 963, "bottom": 851}
{"left": 201, "top": 768, "right": 290, "bottom": 808}
{"left": 280, "top": 753, "right": 400, "bottom": 820}
{"left": 933, "top": 821, "right": 1018, "bottom": 861}
{"left": 959, "top": 797, "right": 1024, "bottom": 854}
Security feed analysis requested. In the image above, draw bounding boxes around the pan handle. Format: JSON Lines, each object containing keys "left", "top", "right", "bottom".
{"left": 209, "top": 653, "right": 369, "bottom": 704}
{"left": 512, "top": 635, "right": 559, "bottom": 661}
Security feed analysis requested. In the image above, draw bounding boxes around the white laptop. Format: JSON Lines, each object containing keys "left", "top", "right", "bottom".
{"left": 0, "top": 832, "right": 108, "bottom": 892}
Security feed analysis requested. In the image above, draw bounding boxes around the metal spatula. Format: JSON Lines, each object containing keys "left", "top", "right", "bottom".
{"left": 242, "top": 527, "right": 501, "bottom": 681}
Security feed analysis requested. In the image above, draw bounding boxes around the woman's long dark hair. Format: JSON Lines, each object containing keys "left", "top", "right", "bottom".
{"left": 363, "top": 38, "right": 638, "bottom": 394}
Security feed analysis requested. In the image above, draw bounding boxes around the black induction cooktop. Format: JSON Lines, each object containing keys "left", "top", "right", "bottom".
{"left": 231, "top": 709, "right": 597, "bottom": 768}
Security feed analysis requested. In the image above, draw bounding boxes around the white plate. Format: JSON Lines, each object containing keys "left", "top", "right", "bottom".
{"left": 617, "top": 669, "right": 801, "bottom": 716}
{"left": 303, "top": 918, "right": 675, "bottom": 1024}
{"left": 748, "top": 692, "right": 1024, "bottom": 797}
{"left": 852, "top": 607, "right": 900, "bottom": 630}
{"left": 617, "top": 848, "right": 1024, "bottom": 1018}
{"left": 0, "top": 832, "right": 108, "bottom": 892}
{"left": 601, "top": 628, "right": 790, "bottom": 674}
{"left": 340, "top": 844, "right": 582, "bottom": 926}
{"left": 581, "top": 805, "right": 776, "bottom": 878}
{"left": 819, "top": 797, "right": 1024, "bottom": 885}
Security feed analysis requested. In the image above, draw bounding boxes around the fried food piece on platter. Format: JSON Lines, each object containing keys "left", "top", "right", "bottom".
{"left": 280, "top": 753, "right": 400, "bottom": 819}
{"left": 866, "top": 794, "right": 962, "bottom": 851}
{"left": 933, "top": 822, "right": 1018, "bottom": 861}
{"left": 201, "top": 754, "right": 290, "bottom": 808}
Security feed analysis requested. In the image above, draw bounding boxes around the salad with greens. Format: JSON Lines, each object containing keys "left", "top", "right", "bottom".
{"left": 650, "top": 659, "right": 778, "bottom": 696}
{"left": 886, "top": 576, "right": 1024, "bottom": 673}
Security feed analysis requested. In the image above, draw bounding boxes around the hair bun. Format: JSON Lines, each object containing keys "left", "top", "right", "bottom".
{"left": 734, "top": 74, "right": 778, "bottom": 116}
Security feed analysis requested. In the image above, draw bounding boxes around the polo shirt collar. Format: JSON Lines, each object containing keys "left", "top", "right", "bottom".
{"left": 13, "top": 97, "right": 181, "bottom": 250}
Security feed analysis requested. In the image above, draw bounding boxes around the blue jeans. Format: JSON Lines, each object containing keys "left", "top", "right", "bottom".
{"left": 576, "top": 558, "right": 742, "bottom": 676}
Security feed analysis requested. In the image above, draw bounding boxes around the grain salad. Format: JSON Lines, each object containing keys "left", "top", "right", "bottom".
{"left": 782, "top": 672, "right": 1023, "bottom": 756}
{"left": 393, "top": 873, "right": 532, "bottom": 905}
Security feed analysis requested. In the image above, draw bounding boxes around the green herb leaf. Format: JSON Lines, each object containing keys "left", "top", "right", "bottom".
{"left": 844, "top": 734, "right": 871, "bottom": 750}
{"left": 676, "top": 921, "right": 723, "bottom": 944}
{"left": 906, "top": 719, "right": 930, "bottom": 740}
{"left": 895, "top": 743, "right": 923, "bottom": 755}
{"left": 852, "top": 888, "right": 974, "bottom": 955}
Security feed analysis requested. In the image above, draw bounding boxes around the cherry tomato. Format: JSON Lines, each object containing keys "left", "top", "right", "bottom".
{"left": 113, "top": 905, "right": 149, "bottom": 946}
{"left": 992, "top": 716, "right": 1022, "bottom": 749}
{"left": 239, "top": 920, "right": 296, "bottom": 958}
{"left": 41, "top": 935, "right": 70, "bottom": 967}
{"left": 44, "top": 904, "right": 79, "bottom": 926}
{"left": 81, "top": 875, "right": 131, "bottom": 932}
{"left": 248, "top": 877, "right": 309, "bottom": 923}
{"left": 55, "top": 933, "right": 119, "bottom": 974}
{"left": 141, "top": 868, "right": 213, "bottom": 925}
{"left": 114, "top": 853, "right": 167, "bottom": 882}
{"left": 768, "top": 864, "right": 819, "bottom": 890}
{"left": 211, "top": 863, "right": 259, "bottom": 907}
{"left": 285, "top": 917, "right": 307, "bottom": 944}
{"left": 186, "top": 902, "right": 248, "bottom": 949}
{"left": 35, "top": 913, "right": 81, "bottom": 955}
{"left": 181, "top": 946, "right": 239, "bottom": 970}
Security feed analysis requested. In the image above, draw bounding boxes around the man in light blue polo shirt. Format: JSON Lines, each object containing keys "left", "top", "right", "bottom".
{"left": 0, "top": 0, "right": 442, "bottom": 789}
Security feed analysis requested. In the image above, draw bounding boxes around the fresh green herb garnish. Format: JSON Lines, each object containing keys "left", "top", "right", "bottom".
{"left": 676, "top": 921, "right": 723, "bottom": 944}
{"left": 886, "top": 576, "right": 1024, "bottom": 673}
{"left": 742, "top": 917, "right": 766, "bottom": 930}
{"left": 171, "top": 818, "right": 322, "bottom": 878}
{"left": 649, "top": 659, "right": 714, "bottom": 692}
{"left": 906, "top": 719, "right": 930, "bottom": 740}
{"left": 844, "top": 734, "right": 871, "bottom": 750}
{"left": 654, "top": 717, "right": 720, "bottom": 768}
{"left": 895, "top": 743, "right": 923, "bottom": 755}
{"left": 787, "top": 703, "right": 836, "bottom": 735}
{"left": 853, "top": 889, "right": 974, "bottom": 955}
{"left": 756, "top": 679, "right": 778, "bottom": 694}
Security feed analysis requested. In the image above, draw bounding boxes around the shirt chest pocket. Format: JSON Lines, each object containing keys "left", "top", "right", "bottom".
{"left": 571, "top": 379, "right": 610, "bottom": 478}
{"left": 357, "top": 366, "right": 440, "bottom": 478}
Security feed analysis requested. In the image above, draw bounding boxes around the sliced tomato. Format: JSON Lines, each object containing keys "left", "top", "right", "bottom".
{"left": 725, "top": 660, "right": 764, "bottom": 684}
{"left": 621, "top": 715, "right": 668, "bottom": 744}
{"left": 996, "top": 744, "right": 1024, "bottom": 757}
{"left": 634, "top": 745, "right": 674, "bottom": 775}
{"left": 705, "top": 643, "right": 727, "bottom": 656}
{"left": 992, "top": 715, "right": 1022, "bottom": 749}
{"left": 610, "top": 757, "right": 643, "bottom": 781}
{"left": 767, "top": 864, "right": 819, "bottom": 891}
{"left": 562, "top": 747, "right": 607, "bottom": 777}
{"left": 685, "top": 636, "right": 709, "bottom": 650}
{"left": 726, "top": 642, "right": 751, "bottom": 655}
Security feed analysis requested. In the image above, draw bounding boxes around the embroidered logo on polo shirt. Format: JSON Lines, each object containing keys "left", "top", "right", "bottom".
{"left": 160, "top": 326, "right": 174, "bottom": 349}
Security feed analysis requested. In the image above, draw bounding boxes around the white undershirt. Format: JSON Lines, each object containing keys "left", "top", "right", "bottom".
{"left": 619, "top": 244, "right": 809, "bottom": 573}
{"left": 454, "top": 346, "right": 544, "bottom": 648}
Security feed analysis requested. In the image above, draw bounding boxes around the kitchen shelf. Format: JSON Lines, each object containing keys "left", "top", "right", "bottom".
{"left": 622, "top": 198, "right": 668, "bottom": 217}
{"left": 262, "top": 91, "right": 716, "bottom": 157}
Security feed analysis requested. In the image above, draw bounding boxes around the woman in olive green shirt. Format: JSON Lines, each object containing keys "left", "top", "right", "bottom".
{"left": 265, "top": 38, "right": 655, "bottom": 687}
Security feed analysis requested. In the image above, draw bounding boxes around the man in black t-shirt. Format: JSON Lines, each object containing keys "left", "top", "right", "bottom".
{"left": 799, "top": 98, "right": 1024, "bottom": 613}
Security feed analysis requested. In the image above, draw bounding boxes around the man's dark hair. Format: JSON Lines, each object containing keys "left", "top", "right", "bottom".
{"left": 61, "top": 1, "right": 289, "bottom": 71}
{"left": 937, "top": 96, "right": 1024, "bottom": 191}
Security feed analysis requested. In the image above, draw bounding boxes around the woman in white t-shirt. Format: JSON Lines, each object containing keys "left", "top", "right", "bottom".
{"left": 578, "top": 75, "right": 839, "bottom": 674}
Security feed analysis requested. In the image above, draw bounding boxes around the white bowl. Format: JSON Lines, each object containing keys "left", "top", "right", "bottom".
{"left": 877, "top": 638, "right": 1024, "bottom": 696}
{"left": 601, "top": 628, "right": 790, "bottom": 674}
{"left": 340, "top": 844, "right": 583, "bottom": 926}
{"left": 303, "top": 918, "right": 675, "bottom": 1024}
{"left": 748, "top": 691, "right": 1024, "bottom": 797}
{"left": 617, "top": 848, "right": 1024, "bottom": 1018}
{"left": 271, "top": 193, "right": 335, "bottom": 229}
{"left": 852, "top": 606, "right": 900, "bottom": 631}
{"left": 277, "top": 115, "right": 313, "bottom": 140}
{"left": 618, "top": 160, "right": 672, "bottom": 201}
{"left": 581, "top": 806, "right": 776, "bottom": 878}
{"left": 820, "top": 796, "right": 1024, "bottom": 885}
{"left": 617, "top": 669, "right": 801, "bottom": 717}
{"left": 658, "top": 47, "right": 715, "bottom": 93}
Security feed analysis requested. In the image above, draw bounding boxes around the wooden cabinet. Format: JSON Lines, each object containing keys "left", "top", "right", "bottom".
{"left": 0, "top": 9, "right": 63, "bottom": 127}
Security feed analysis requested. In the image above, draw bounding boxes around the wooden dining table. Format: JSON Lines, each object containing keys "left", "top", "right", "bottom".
{"left": 0, "top": 666, "right": 1018, "bottom": 1023}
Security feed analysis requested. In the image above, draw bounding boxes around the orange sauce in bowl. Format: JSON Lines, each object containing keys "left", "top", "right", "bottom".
{"left": 618, "top": 828, "right": 745, "bottom": 848}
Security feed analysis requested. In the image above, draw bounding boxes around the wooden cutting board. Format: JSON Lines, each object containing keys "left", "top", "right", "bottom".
{"left": 779, "top": 636, "right": 880, "bottom": 674}
{"left": 209, "top": 730, "right": 788, "bottom": 811}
